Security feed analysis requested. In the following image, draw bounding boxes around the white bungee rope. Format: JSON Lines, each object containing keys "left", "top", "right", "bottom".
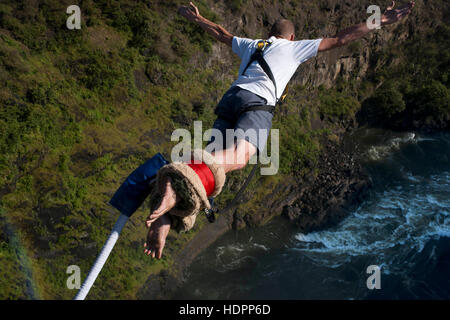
{"left": 74, "top": 214, "right": 129, "bottom": 300}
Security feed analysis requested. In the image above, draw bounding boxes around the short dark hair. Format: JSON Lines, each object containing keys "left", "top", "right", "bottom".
{"left": 269, "top": 19, "right": 295, "bottom": 38}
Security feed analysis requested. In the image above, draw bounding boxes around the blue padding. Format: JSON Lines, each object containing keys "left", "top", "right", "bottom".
{"left": 109, "top": 153, "right": 169, "bottom": 217}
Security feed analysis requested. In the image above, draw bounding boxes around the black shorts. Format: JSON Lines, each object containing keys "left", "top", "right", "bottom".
{"left": 207, "top": 86, "right": 273, "bottom": 152}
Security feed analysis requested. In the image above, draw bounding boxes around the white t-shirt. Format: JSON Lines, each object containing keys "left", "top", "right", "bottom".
{"left": 231, "top": 36, "right": 322, "bottom": 106}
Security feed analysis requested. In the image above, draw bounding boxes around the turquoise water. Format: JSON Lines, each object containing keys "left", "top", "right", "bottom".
{"left": 174, "top": 131, "right": 450, "bottom": 299}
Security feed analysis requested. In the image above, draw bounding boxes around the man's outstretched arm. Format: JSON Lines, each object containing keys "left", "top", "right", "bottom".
{"left": 178, "top": 2, "right": 234, "bottom": 47}
{"left": 318, "top": 1, "right": 414, "bottom": 52}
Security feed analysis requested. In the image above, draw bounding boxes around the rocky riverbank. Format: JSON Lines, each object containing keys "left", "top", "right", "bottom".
{"left": 282, "top": 136, "right": 372, "bottom": 232}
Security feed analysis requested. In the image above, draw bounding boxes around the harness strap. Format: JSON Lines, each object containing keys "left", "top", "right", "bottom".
{"left": 255, "top": 55, "right": 278, "bottom": 105}
{"left": 239, "top": 40, "right": 289, "bottom": 118}
{"left": 242, "top": 40, "right": 278, "bottom": 105}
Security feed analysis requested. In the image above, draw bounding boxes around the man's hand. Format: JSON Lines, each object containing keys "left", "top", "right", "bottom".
{"left": 178, "top": 2, "right": 201, "bottom": 23}
{"left": 177, "top": 1, "right": 233, "bottom": 47}
{"left": 144, "top": 214, "right": 171, "bottom": 259}
{"left": 319, "top": 1, "right": 415, "bottom": 52}
{"left": 381, "top": 1, "right": 415, "bottom": 26}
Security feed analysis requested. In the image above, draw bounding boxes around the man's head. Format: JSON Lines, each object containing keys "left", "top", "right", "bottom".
{"left": 268, "top": 19, "right": 295, "bottom": 41}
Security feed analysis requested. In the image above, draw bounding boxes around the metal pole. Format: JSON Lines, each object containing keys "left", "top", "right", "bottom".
{"left": 74, "top": 214, "right": 129, "bottom": 300}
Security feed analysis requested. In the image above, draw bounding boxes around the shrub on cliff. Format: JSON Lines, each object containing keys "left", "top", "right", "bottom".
{"left": 359, "top": 80, "right": 449, "bottom": 130}
{"left": 407, "top": 81, "right": 449, "bottom": 121}
{"left": 358, "top": 82, "right": 406, "bottom": 127}
{"left": 318, "top": 87, "right": 360, "bottom": 120}
{"left": 372, "top": 84, "right": 406, "bottom": 119}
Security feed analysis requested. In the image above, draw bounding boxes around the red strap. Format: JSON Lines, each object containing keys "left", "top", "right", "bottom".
{"left": 187, "top": 162, "right": 215, "bottom": 197}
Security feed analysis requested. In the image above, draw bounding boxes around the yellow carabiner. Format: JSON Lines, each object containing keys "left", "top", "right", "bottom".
{"left": 257, "top": 40, "right": 271, "bottom": 51}
{"left": 257, "top": 40, "right": 265, "bottom": 50}
{"left": 280, "top": 85, "right": 289, "bottom": 102}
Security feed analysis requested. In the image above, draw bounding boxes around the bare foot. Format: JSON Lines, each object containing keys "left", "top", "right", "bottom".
{"left": 146, "top": 176, "right": 178, "bottom": 227}
{"left": 144, "top": 215, "right": 171, "bottom": 259}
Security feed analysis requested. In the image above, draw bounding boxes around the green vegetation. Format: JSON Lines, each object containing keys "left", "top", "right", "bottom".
{"left": 0, "top": 206, "right": 38, "bottom": 299}
{"left": 230, "top": 0, "right": 248, "bottom": 13}
{"left": 318, "top": 86, "right": 360, "bottom": 120}
{"left": 363, "top": 82, "right": 406, "bottom": 119}
{"left": 0, "top": 240, "right": 29, "bottom": 299}
{"left": 0, "top": 0, "right": 225, "bottom": 299}
{"left": 361, "top": 24, "right": 450, "bottom": 129}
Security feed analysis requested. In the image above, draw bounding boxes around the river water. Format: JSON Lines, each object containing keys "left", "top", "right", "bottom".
{"left": 174, "top": 130, "right": 450, "bottom": 300}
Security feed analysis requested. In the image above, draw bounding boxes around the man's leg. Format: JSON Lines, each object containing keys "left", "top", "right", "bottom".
{"left": 144, "top": 139, "right": 255, "bottom": 238}
{"left": 146, "top": 88, "right": 266, "bottom": 226}
{"left": 146, "top": 110, "right": 270, "bottom": 227}
{"left": 210, "top": 138, "right": 257, "bottom": 173}
{"left": 143, "top": 118, "right": 234, "bottom": 259}
{"left": 144, "top": 109, "right": 270, "bottom": 258}
{"left": 145, "top": 118, "right": 252, "bottom": 227}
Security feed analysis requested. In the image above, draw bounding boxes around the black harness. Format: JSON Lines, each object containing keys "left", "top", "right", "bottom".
{"left": 237, "top": 40, "right": 288, "bottom": 118}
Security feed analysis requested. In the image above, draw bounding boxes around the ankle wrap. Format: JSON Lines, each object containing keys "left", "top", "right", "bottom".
{"left": 187, "top": 162, "right": 215, "bottom": 197}
{"left": 149, "top": 149, "right": 225, "bottom": 232}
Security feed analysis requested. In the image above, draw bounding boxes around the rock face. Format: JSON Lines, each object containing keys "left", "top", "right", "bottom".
{"left": 281, "top": 137, "right": 372, "bottom": 232}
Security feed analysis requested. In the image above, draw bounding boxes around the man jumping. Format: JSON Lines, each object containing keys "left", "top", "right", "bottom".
{"left": 143, "top": 1, "right": 415, "bottom": 259}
